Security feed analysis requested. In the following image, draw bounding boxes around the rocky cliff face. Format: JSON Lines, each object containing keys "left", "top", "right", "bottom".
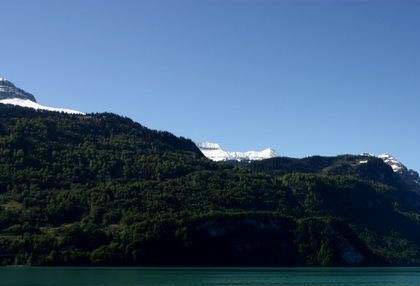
{"left": 0, "top": 78, "right": 36, "bottom": 102}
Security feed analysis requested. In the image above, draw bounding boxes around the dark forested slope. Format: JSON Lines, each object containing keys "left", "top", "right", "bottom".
{"left": 1, "top": 104, "right": 420, "bottom": 266}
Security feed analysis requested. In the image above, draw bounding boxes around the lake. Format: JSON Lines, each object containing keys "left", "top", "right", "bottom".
{"left": 1, "top": 267, "right": 420, "bottom": 286}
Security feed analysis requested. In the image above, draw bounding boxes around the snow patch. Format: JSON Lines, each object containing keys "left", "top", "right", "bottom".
{"left": 0, "top": 98, "right": 84, "bottom": 115}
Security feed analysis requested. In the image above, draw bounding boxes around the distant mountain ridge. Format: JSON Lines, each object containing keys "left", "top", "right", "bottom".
{"left": 197, "top": 141, "right": 277, "bottom": 161}
{"left": 197, "top": 141, "right": 418, "bottom": 178}
{"left": 199, "top": 141, "right": 419, "bottom": 192}
{"left": 234, "top": 153, "right": 420, "bottom": 194}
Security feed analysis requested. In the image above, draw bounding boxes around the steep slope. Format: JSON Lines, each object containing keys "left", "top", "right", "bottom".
{"left": 377, "top": 154, "right": 406, "bottom": 173}
{"left": 0, "top": 104, "right": 205, "bottom": 186}
{"left": 1, "top": 104, "right": 420, "bottom": 266}
{"left": 371, "top": 154, "right": 420, "bottom": 191}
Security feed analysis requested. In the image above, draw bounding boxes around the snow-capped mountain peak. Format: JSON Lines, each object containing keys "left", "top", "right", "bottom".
{"left": 0, "top": 78, "right": 84, "bottom": 115}
{"left": 361, "top": 153, "right": 407, "bottom": 173}
{"left": 197, "top": 142, "right": 278, "bottom": 162}
{"left": 0, "top": 78, "right": 37, "bottom": 102}
{"left": 377, "top": 154, "right": 406, "bottom": 173}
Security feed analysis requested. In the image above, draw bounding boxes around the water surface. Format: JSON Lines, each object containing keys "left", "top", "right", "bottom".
{"left": 1, "top": 267, "right": 420, "bottom": 286}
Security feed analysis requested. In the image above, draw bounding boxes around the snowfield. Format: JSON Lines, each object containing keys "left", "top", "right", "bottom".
{"left": 0, "top": 98, "right": 84, "bottom": 115}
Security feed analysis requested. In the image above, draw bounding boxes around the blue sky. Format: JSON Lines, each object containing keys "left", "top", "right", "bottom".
{"left": 0, "top": 0, "right": 419, "bottom": 171}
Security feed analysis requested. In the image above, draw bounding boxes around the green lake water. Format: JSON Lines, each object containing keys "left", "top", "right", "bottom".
{"left": 1, "top": 267, "right": 420, "bottom": 286}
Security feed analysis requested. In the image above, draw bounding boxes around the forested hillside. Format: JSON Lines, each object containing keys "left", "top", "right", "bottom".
{"left": 1, "top": 104, "right": 420, "bottom": 266}
{"left": 234, "top": 155, "right": 420, "bottom": 192}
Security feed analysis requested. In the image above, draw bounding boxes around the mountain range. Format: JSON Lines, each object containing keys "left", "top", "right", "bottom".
{"left": 0, "top": 77, "right": 419, "bottom": 266}
{"left": 197, "top": 142, "right": 418, "bottom": 181}
{"left": 1, "top": 78, "right": 416, "bottom": 175}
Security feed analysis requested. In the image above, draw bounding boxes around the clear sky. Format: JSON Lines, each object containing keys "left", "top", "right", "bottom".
{"left": 0, "top": 0, "right": 419, "bottom": 171}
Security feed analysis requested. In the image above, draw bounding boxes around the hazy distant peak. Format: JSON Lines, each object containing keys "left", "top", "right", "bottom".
{"left": 197, "top": 142, "right": 223, "bottom": 150}
{"left": 197, "top": 141, "right": 278, "bottom": 162}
